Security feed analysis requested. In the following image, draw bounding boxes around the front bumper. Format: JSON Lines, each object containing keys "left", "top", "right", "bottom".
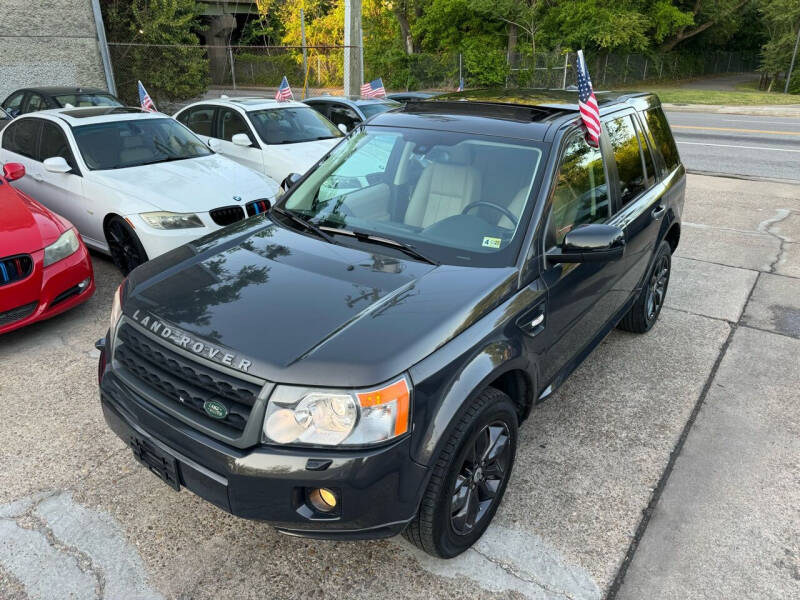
{"left": 99, "top": 370, "right": 428, "bottom": 539}
{"left": 0, "top": 244, "right": 94, "bottom": 335}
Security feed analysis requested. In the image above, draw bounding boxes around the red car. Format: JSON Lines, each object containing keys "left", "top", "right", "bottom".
{"left": 1, "top": 162, "right": 94, "bottom": 334}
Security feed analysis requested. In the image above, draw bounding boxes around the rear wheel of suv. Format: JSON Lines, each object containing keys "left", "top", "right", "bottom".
{"left": 618, "top": 239, "right": 671, "bottom": 334}
{"left": 105, "top": 215, "right": 148, "bottom": 276}
{"left": 403, "top": 387, "right": 518, "bottom": 558}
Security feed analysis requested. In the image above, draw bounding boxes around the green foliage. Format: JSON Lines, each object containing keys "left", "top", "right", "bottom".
{"left": 101, "top": 0, "right": 208, "bottom": 104}
{"left": 462, "top": 37, "right": 509, "bottom": 86}
{"left": 759, "top": 0, "right": 800, "bottom": 92}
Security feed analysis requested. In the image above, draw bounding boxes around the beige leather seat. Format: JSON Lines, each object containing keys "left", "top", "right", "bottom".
{"left": 497, "top": 187, "right": 530, "bottom": 229}
{"left": 405, "top": 147, "right": 481, "bottom": 228}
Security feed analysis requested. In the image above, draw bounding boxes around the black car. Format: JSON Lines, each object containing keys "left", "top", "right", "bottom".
{"left": 304, "top": 95, "right": 401, "bottom": 132}
{"left": 97, "top": 89, "right": 684, "bottom": 558}
{"left": 0, "top": 107, "right": 11, "bottom": 131}
{"left": 386, "top": 91, "right": 440, "bottom": 103}
{"left": 1, "top": 87, "right": 122, "bottom": 117}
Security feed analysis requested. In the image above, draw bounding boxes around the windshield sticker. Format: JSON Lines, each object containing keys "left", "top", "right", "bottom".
{"left": 482, "top": 237, "right": 501, "bottom": 249}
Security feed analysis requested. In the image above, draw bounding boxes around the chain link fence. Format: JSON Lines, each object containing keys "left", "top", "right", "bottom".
{"left": 107, "top": 43, "right": 759, "bottom": 111}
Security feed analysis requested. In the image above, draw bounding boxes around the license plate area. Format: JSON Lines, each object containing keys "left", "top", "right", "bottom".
{"left": 129, "top": 435, "right": 180, "bottom": 491}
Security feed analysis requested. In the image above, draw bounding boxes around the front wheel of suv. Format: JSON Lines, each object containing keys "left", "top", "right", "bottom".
{"left": 618, "top": 239, "right": 672, "bottom": 334}
{"left": 403, "top": 387, "right": 518, "bottom": 558}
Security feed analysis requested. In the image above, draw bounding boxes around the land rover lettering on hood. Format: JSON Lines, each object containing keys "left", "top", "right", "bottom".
{"left": 98, "top": 90, "right": 684, "bottom": 558}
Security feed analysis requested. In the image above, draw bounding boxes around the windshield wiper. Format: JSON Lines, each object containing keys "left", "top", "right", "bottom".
{"left": 320, "top": 227, "right": 439, "bottom": 265}
{"left": 271, "top": 206, "right": 336, "bottom": 245}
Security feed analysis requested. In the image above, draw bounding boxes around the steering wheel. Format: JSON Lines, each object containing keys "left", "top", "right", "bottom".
{"left": 461, "top": 201, "right": 518, "bottom": 228}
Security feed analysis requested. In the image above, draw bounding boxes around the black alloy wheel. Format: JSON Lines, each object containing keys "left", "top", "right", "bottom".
{"left": 450, "top": 421, "right": 512, "bottom": 535}
{"left": 403, "top": 387, "right": 518, "bottom": 558}
{"left": 105, "top": 215, "right": 148, "bottom": 276}
{"left": 646, "top": 252, "right": 670, "bottom": 321}
{"left": 618, "top": 239, "right": 672, "bottom": 333}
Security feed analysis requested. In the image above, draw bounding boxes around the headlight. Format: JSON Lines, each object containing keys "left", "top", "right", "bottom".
{"left": 43, "top": 229, "right": 80, "bottom": 266}
{"left": 263, "top": 377, "right": 410, "bottom": 447}
{"left": 109, "top": 282, "right": 124, "bottom": 338}
{"left": 140, "top": 211, "right": 203, "bottom": 229}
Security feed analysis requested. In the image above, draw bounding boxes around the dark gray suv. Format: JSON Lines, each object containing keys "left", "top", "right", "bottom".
{"left": 98, "top": 89, "right": 684, "bottom": 558}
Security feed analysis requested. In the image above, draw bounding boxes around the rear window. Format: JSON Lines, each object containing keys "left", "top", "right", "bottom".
{"left": 643, "top": 108, "right": 680, "bottom": 173}
{"left": 54, "top": 93, "right": 122, "bottom": 108}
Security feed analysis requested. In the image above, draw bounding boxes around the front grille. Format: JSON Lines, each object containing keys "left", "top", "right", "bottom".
{"left": 245, "top": 199, "right": 271, "bottom": 217}
{"left": 0, "top": 301, "right": 38, "bottom": 327}
{"left": 114, "top": 322, "right": 262, "bottom": 434}
{"left": 210, "top": 205, "right": 245, "bottom": 226}
{"left": 0, "top": 254, "right": 33, "bottom": 287}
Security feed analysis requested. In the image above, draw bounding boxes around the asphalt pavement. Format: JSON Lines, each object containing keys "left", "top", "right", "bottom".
{"left": 665, "top": 110, "right": 800, "bottom": 182}
{"left": 1, "top": 174, "right": 799, "bottom": 599}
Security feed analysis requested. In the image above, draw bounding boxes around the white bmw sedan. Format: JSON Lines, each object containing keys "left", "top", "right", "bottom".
{"left": 174, "top": 97, "right": 343, "bottom": 186}
{"left": 0, "top": 107, "right": 279, "bottom": 274}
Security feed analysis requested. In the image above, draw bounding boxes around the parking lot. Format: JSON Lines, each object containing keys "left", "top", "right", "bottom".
{"left": 1, "top": 173, "right": 799, "bottom": 599}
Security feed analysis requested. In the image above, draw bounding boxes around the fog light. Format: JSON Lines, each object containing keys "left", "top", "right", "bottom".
{"left": 78, "top": 277, "right": 91, "bottom": 291}
{"left": 308, "top": 488, "right": 338, "bottom": 512}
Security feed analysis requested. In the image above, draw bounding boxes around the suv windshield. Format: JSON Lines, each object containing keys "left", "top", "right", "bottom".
{"left": 249, "top": 107, "right": 342, "bottom": 144}
{"left": 73, "top": 118, "right": 213, "bottom": 170}
{"left": 281, "top": 126, "right": 545, "bottom": 267}
{"left": 358, "top": 101, "right": 400, "bottom": 119}
{"left": 54, "top": 93, "right": 122, "bottom": 108}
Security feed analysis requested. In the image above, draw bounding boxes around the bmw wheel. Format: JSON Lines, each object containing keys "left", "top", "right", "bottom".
{"left": 618, "top": 239, "right": 672, "bottom": 333}
{"left": 404, "top": 387, "right": 518, "bottom": 558}
{"left": 105, "top": 215, "right": 149, "bottom": 276}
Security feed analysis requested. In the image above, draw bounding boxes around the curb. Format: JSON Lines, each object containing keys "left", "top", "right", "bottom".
{"left": 663, "top": 103, "right": 800, "bottom": 118}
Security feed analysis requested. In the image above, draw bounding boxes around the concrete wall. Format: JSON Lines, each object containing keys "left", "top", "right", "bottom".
{"left": 0, "top": 1, "right": 107, "bottom": 102}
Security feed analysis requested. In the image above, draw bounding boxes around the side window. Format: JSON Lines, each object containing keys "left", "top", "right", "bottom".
{"left": 547, "top": 134, "right": 610, "bottom": 247}
{"left": 643, "top": 107, "right": 680, "bottom": 173}
{"left": 605, "top": 115, "right": 647, "bottom": 206}
{"left": 179, "top": 106, "right": 215, "bottom": 137}
{"left": 3, "top": 92, "right": 25, "bottom": 116}
{"left": 2, "top": 119, "right": 42, "bottom": 159}
{"left": 218, "top": 108, "right": 251, "bottom": 142}
{"left": 39, "top": 122, "right": 75, "bottom": 169}
{"left": 26, "top": 94, "right": 45, "bottom": 113}
{"left": 632, "top": 115, "right": 656, "bottom": 187}
{"left": 328, "top": 105, "right": 360, "bottom": 131}
{"left": 306, "top": 102, "right": 330, "bottom": 119}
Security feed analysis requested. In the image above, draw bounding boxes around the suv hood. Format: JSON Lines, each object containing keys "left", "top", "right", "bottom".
{"left": 124, "top": 219, "right": 517, "bottom": 387}
{"left": 92, "top": 154, "right": 279, "bottom": 213}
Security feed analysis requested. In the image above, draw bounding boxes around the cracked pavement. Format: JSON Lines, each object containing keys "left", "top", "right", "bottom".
{"left": 0, "top": 174, "right": 799, "bottom": 599}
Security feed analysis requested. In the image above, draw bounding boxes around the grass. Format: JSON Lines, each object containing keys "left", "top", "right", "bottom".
{"left": 616, "top": 84, "right": 799, "bottom": 105}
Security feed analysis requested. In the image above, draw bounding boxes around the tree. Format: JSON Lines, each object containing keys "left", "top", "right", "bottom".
{"left": 759, "top": 0, "right": 800, "bottom": 91}
{"left": 101, "top": 0, "right": 208, "bottom": 104}
{"left": 659, "top": 0, "right": 754, "bottom": 51}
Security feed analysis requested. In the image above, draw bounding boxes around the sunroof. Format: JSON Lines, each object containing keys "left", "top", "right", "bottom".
{"left": 61, "top": 107, "right": 145, "bottom": 118}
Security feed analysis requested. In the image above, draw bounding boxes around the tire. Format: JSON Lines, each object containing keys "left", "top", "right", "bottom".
{"left": 618, "top": 239, "right": 672, "bottom": 334}
{"left": 403, "top": 387, "right": 518, "bottom": 558}
{"left": 104, "top": 215, "right": 148, "bottom": 276}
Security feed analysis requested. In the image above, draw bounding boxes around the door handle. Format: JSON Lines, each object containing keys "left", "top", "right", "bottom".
{"left": 651, "top": 205, "right": 666, "bottom": 219}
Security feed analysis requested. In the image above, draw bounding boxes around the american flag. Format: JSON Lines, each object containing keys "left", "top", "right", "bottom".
{"left": 275, "top": 76, "right": 294, "bottom": 102}
{"left": 576, "top": 50, "right": 600, "bottom": 146}
{"left": 360, "top": 78, "right": 386, "bottom": 98}
{"left": 137, "top": 81, "right": 155, "bottom": 112}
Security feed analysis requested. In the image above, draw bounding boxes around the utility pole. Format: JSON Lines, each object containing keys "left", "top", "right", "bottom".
{"left": 300, "top": 8, "right": 308, "bottom": 98}
{"left": 343, "top": 0, "right": 363, "bottom": 97}
{"left": 785, "top": 23, "right": 800, "bottom": 95}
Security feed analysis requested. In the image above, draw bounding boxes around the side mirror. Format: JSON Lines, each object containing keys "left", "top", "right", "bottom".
{"left": 337, "top": 123, "right": 348, "bottom": 134}
{"left": 2, "top": 162, "right": 25, "bottom": 181}
{"left": 232, "top": 133, "right": 253, "bottom": 147}
{"left": 280, "top": 172, "right": 302, "bottom": 193}
{"left": 547, "top": 223, "right": 625, "bottom": 263}
{"left": 6, "top": 107, "right": 20, "bottom": 118}
{"left": 43, "top": 157, "right": 72, "bottom": 174}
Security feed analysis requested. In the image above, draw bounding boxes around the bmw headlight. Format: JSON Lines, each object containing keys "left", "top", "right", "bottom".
{"left": 263, "top": 378, "right": 410, "bottom": 447}
{"left": 43, "top": 229, "right": 80, "bottom": 267}
{"left": 140, "top": 211, "right": 203, "bottom": 229}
